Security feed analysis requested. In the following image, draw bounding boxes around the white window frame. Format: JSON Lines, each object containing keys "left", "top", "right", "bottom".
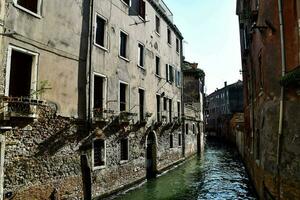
{"left": 119, "top": 80, "right": 130, "bottom": 112}
{"left": 5, "top": 45, "right": 39, "bottom": 98}
{"left": 92, "top": 72, "right": 107, "bottom": 118}
{"left": 120, "top": 137, "right": 130, "bottom": 163}
{"left": 119, "top": 29, "right": 129, "bottom": 61}
{"left": 94, "top": 13, "right": 108, "bottom": 51}
{"left": 13, "top": 0, "right": 42, "bottom": 18}
{"left": 92, "top": 138, "right": 106, "bottom": 170}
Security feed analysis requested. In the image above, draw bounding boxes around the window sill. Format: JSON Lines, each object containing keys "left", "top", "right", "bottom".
{"left": 168, "top": 43, "right": 172, "bottom": 48}
{"left": 94, "top": 43, "right": 108, "bottom": 52}
{"left": 13, "top": 3, "right": 42, "bottom": 19}
{"left": 120, "top": 160, "right": 129, "bottom": 164}
{"left": 93, "top": 165, "right": 106, "bottom": 171}
{"left": 137, "top": 65, "right": 146, "bottom": 71}
{"left": 176, "top": 51, "right": 180, "bottom": 55}
{"left": 155, "top": 31, "right": 160, "bottom": 37}
{"left": 119, "top": 55, "right": 130, "bottom": 62}
{"left": 138, "top": 15, "right": 146, "bottom": 22}
{"left": 155, "top": 74, "right": 162, "bottom": 79}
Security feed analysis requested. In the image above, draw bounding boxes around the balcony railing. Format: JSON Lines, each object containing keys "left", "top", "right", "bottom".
{"left": 93, "top": 108, "right": 115, "bottom": 123}
{"left": 0, "top": 96, "right": 47, "bottom": 119}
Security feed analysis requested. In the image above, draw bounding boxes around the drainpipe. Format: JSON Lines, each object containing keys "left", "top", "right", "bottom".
{"left": 87, "top": 0, "right": 94, "bottom": 130}
{"left": 276, "top": 0, "right": 286, "bottom": 199}
{"left": 180, "top": 39, "right": 185, "bottom": 157}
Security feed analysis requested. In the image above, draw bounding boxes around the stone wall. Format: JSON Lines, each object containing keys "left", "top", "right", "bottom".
{"left": 2, "top": 111, "right": 83, "bottom": 200}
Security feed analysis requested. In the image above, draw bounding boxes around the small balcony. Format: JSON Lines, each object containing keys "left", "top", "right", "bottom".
{"left": 93, "top": 108, "right": 115, "bottom": 124}
{"left": 119, "top": 111, "right": 137, "bottom": 127}
{"left": 0, "top": 96, "right": 47, "bottom": 120}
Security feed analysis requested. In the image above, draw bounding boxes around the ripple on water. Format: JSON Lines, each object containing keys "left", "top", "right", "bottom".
{"left": 112, "top": 141, "right": 257, "bottom": 200}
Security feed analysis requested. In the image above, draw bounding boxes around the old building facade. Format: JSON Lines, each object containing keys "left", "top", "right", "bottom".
{"left": 206, "top": 80, "right": 243, "bottom": 140}
{"left": 0, "top": 0, "right": 204, "bottom": 199}
{"left": 237, "top": 0, "right": 300, "bottom": 199}
{"left": 182, "top": 61, "right": 205, "bottom": 156}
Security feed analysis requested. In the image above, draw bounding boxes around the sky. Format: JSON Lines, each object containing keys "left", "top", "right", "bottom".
{"left": 164, "top": 0, "right": 242, "bottom": 94}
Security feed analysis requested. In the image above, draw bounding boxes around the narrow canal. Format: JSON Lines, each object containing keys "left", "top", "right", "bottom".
{"left": 112, "top": 140, "right": 257, "bottom": 200}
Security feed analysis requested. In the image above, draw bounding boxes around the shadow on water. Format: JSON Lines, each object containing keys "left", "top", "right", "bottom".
{"left": 112, "top": 139, "right": 257, "bottom": 200}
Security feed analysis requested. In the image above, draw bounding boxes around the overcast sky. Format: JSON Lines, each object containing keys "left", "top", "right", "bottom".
{"left": 164, "top": 0, "right": 242, "bottom": 94}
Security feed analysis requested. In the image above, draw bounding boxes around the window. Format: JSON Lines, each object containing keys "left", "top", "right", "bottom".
{"left": 185, "top": 123, "right": 189, "bottom": 135}
{"left": 95, "top": 15, "right": 106, "bottom": 48}
{"left": 138, "top": 43, "right": 144, "bottom": 68}
{"left": 163, "top": 97, "right": 167, "bottom": 111}
{"left": 139, "top": 89, "right": 145, "bottom": 121}
{"left": 120, "top": 82, "right": 128, "bottom": 111}
{"left": 155, "top": 56, "right": 160, "bottom": 76}
{"left": 93, "top": 75, "right": 105, "bottom": 116}
{"left": 169, "top": 99, "right": 172, "bottom": 122}
{"left": 193, "top": 124, "right": 195, "bottom": 135}
{"left": 166, "top": 64, "right": 169, "bottom": 81}
{"left": 178, "top": 133, "right": 182, "bottom": 146}
{"left": 6, "top": 46, "right": 38, "bottom": 100}
{"left": 175, "top": 70, "right": 181, "bottom": 87}
{"left": 138, "top": 0, "right": 146, "bottom": 20}
{"left": 155, "top": 15, "right": 160, "bottom": 34}
{"left": 15, "top": 0, "right": 41, "bottom": 15}
{"left": 121, "top": 0, "right": 130, "bottom": 6}
{"left": 170, "top": 134, "right": 173, "bottom": 148}
{"left": 167, "top": 28, "right": 172, "bottom": 45}
{"left": 177, "top": 101, "right": 180, "bottom": 118}
{"left": 168, "top": 65, "right": 174, "bottom": 83}
{"left": 156, "top": 95, "right": 161, "bottom": 122}
{"left": 176, "top": 38, "right": 180, "bottom": 53}
{"left": 120, "top": 138, "right": 129, "bottom": 161}
{"left": 93, "top": 139, "right": 106, "bottom": 168}
{"left": 120, "top": 31, "right": 128, "bottom": 59}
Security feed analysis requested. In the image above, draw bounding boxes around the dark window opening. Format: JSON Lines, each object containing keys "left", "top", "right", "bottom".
{"left": 166, "top": 64, "right": 169, "bottom": 81}
{"left": 169, "top": 65, "right": 174, "bottom": 83}
{"left": 155, "top": 16, "right": 160, "bottom": 33}
{"left": 176, "top": 38, "right": 180, "bottom": 53}
{"left": 138, "top": 0, "right": 146, "bottom": 20}
{"left": 177, "top": 102, "right": 180, "bottom": 118}
{"left": 9, "top": 50, "right": 33, "bottom": 98}
{"left": 167, "top": 28, "right": 171, "bottom": 44}
{"left": 120, "top": 83, "right": 127, "bottom": 111}
{"left": 120, "top": 31, "right": 127, "bottom": 58}
{"left": 169, "top": 99, "right": 172, "bottom": 122}
{"left": 17, "top": 0, "right": 38, "bottom": 13}
{"left": 178, "top": 134, "right": 182, "bottom": 146}
{"left": 94, "top": 76, "right": 104, "bottom": 110}
{"left": 95, "top": 16, "right": 106, "bottom": 47}
{"left": 121, "top": 138, "right": 129, "bottom": 161}
{"left": 193, "top": 124, "right": 195, "bottom": 135}
{"left": 155, "top": 56, "right": 160, "bottom": 75}
{"left": 138, "top": 43, "right": 144, "bottom": 67}
{"left": 94, "top": 139, "right": 105, "bottom": 167}
{"left": 186, "top": 123, "right": 189, "bottom": 135}
{"left": 156, "top": 95, "right": 160, "bottom": 122}
{"left": 163, "top": 97, "right": 167, "bottom": 111}
{"left": 139, "top": 89, "right": 145, "bottom": 121}
{"left": 122, "top": 0, "right": 130, "bottom": 6}
{"left": 170, "top": 134, "right": 173, "bottom": 148}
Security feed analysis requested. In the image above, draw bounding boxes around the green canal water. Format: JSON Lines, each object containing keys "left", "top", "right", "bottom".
{"left": 111, "top": 141, "right": 257, "bottom": 200}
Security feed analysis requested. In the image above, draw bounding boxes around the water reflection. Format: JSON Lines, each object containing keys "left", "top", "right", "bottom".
{"left": 113, "top": 141, "right": 257, "bottom": 200}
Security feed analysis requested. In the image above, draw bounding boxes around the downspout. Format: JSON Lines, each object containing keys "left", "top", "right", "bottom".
{"left": 180, "top": 39, "right": 185, "bottom": 157}
{"left": 276, "top": 0, "right": 286, "bottom": 199}
{"left": 87, "top": 0, "right": 94, "bottom": 130}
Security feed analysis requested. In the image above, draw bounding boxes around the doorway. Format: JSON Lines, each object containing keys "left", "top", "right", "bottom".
{"left": 146, "top": 131, "right": 157, "bottom": 179}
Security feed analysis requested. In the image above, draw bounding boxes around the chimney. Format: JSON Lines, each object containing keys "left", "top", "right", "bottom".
{"left": 224, "top": 81, "right": 227, "bottom": 87}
